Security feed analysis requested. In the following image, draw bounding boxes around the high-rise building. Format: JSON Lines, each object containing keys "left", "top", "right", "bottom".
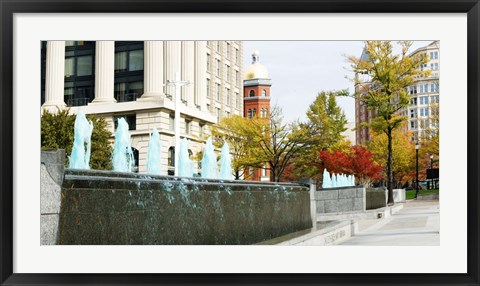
{"left": 41, "top": 40, "right": 244, "bottom": 174}
{"left": 355, "top": 41, "right": 440, "bottom": 145}
{"left": 243, "top": 50, "right": 271, "bottom": 181}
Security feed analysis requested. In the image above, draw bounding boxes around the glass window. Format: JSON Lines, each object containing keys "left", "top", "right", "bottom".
{"left": 185, "top": 120, "right": 191, "bottom": 134}
{"left": 206, "top": 79, "right": 210, "bottom": 98}
{"left": 420, "top": 85, "right": 423, "bottom": 93}
{"left": 115, "top": 51, "right": 127, "bottom": 72}
{"left": 168, "top": 147, "right": 175, "bottom": 167}
{"left": 216, "top": 60, "right": 220, "bottom": 76}
{"left": 76, "top": 55, "right": 92, "bottom": 76}
{"left": 249, "top": 90, "right": 255, "bottom": 97}
{"left": 262, "top": 90, "right": 267, "bottom": 97}
{"left": 65, "top": 41, "right": 76, "bottom": 47}
{"left": 430, "top": 52, "right": 434, "bottom": 59}
{"left": 65, "top": 58, "right": 75, "bottom": 77}
{"left": 129, "top": 50, "right": 144, "bottom": 71}
{"left": 114, "top": 83, "right": 126, "bottom": 101}
{"left": 226, "top": 88, "right": 230, "bottom": 105}
{"left": 128, "top": 81, "right": 143, "bottom": 98}
{"left": 248, "top": 109, "right": 252, "bottom": 119}
{"left": 207, "top": 53, "right": 210, "bottom": 72}
{"left": 226, "top": 43, "right": 230, "bottom": 58}
{"left": 424, "top": 96, "right": 429, "bottom": 104}
{"left": 425, "top": 108, "right": 429, "bottom": 117}
{"left": 216, "top": 84, "right": 220, "bottom": 101}
{"left": 424, "top": 84, "right": 428, "bottom": 93}
{"left": 434, "top": 51, "right": 438, "bottom": 59}
{"left": 235, "top": 92, "right": 239, "bottom": 108}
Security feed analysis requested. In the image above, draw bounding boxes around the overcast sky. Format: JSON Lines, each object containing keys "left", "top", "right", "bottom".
{"left": 243, "top": 41, "right": 431, "bottom": 124}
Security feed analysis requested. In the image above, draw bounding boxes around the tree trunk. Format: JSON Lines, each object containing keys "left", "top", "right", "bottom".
{"left": 235, "top": 170, "right": 240, "bottom": 180}
{"left": 387, "top": 127, "right": 394, "bottom": 205}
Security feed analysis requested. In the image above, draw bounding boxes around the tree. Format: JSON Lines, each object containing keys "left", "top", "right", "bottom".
{"left": 294, "top": 91, "right": 348, "bottom": 181}
{"left": 348, "top": 41, "right": 430, "bottom": 204}
{"left": 368, "top": 129, "right": 416, "bottom": 188}
{"left": 210, "top": 115, "right": 265, "bottom": 179}
{"left": 41, "top": 108, "right": 113, "bottom": 170}
{"left": 319, "top": 145, "right": 382, "bottom": 187}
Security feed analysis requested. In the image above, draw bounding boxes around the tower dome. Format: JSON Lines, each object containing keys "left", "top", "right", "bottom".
{"left": 244, "top": 50, "right": 269, "bottom": 80}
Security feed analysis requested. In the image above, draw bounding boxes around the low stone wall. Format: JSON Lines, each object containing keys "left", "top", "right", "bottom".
{"left": 40, "top": 149, "right": 65, "bottom": 245}
{"left": 366, "top": 188, "right": 387, "bottom": 210}
{"left": 58, "top": 169, "right": 311, "bottom": 245}
{"left": 315, "top": 186, "right": 365, "bottom": 214}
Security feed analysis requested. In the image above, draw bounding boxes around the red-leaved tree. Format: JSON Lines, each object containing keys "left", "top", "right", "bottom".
{"left": 319, "top": 146, "right": 382, "bottom": 187}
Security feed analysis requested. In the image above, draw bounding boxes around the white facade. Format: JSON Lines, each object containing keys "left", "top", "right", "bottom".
{"left": 399, "top": 41, "right": 440, "bottom": 141}
{"left": 41, "top": 41, "right": 244, "bottom": 174}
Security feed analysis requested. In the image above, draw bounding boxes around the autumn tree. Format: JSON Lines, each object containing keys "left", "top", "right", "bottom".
{"left": 348, "top": 41, "right": 430, "bottom": 204}
{"left": 368, "top": 129, "right": 416, "bottom": 188}
{"left": 210, "top": 115, "right": 265, "bottom": 179}
{"left": 41, "top": 108, "right": 113, "bottom": 170}
{"left": 319, "top": 145, "right": 382, "bottom": 187}
{"left": 294, "top": 90, "right": 348, "bottom": 181}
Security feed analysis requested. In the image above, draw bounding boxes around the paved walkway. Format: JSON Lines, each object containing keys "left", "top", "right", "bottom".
{"left": 339, "top": 200, "right": 439, "bottom": 246}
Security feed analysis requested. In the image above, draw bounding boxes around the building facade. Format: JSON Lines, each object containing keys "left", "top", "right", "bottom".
{"left": 41, "top": 40, "right": 244, "bottom": 175}
{"left": 243, "top": 51, "right": 271, "bottom": 181}
{"left": 355, "top": 41, "right": 440, "bottom": 145}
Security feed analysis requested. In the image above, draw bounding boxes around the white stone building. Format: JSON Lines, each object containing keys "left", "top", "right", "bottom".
{"left": 41, "top": 41, "right": 244, "bottom": 174}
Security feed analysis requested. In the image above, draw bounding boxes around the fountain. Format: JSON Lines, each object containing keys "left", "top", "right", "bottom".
{"left": 147, "top": 128, "right": 162, "bottom": 175}
{"left": 69, "top": 111, "right": 93, "bottom": 169}
{"left": 112, "top": 117, "right": 134, "bottom": 172}
{"left": 322, "top": 168, "right": 331, "bottom": 189}
{"left": 178, "top": 138, "right": 193, "bottom": 177}
{"left": 201, "top": 137, "right": 218, "bottom": 179}
{"left": 219, "top": 142, "right": 232, "bottom": 180}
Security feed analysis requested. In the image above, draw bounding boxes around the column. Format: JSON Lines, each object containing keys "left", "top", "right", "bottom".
{"left": 164, "top": 41, "right": 181, "bottom": 100}
{"left": 91, "top": 41, "right": 115, "bottom": 104}
{"left": 194, "top": 41, "right": 207, "bottom": 111}
{"left": 140, "top": 41, "right": 164, "bottom": 101}
{"left": 181, "top": 41, "right": 195, "bottom": 107}
{"left": 42, "top": 41, "right": 66, "bottom": 112}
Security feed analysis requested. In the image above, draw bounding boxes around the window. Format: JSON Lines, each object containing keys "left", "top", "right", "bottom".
{"left": 249, "top": 90, "right": 255, "bottom": 97}
{"left": 185, "top": 120, "right": 191, "bottom": 135}
{"left": 76, "top": 55, "right": 93, "bottom": 76}
{"left": 206, "top": 79, "right": 210, "bottom": 98}
{"left": 247, "top": 109, "right": 253, "bottom": 119}
{"left": 216, "top": 59, "right": 220, "bottom": 76}
{"left": 225, "top": 111, "right": 230, "bottom": 118}
{"left": 424, "top": 96, "right": 429, "bottom": 104}
{"left": 252, "top": 108, "right": 256, "bottom": 117}
{"left": 114, "top": 114, "right": 136, "bottom": 130}
{"left": 235, "top": 70, "right": 239, "bottom": 85}
{"left": 169, "top": 114, "right": 175, "bottom": 131}
{"left": 216, "top": 41, "right": 220, "bottom": 52}
{"left": 434, "top": 63, "right": 438, "bottom": 70}
{"left": 216, "top": 83, "right": 221, "bottom": 101}
{"left": 420, "top": 108, "right": 424, "bottom": 117}
{"left": 235, "top": 48, "right": 239, "bottom": 63}
{"left": 129, "top": 50, "right": 143, "bottom": 71}
{"left": 430, "top": 52, "right": 434, "bottom": 60}
{"left": 249, "top": 167, "right": 255, "bottom": 179}
{"left": 420, "top": 85, "right": 424, "bottom": 93}
{"left": 215, "top": 107, "right": 221, "bottom": 121}
{"left": 424, "top": 84, "right": 428, "bottom": 93}
{"left": 114, "top": 81, "right": 143, "bottom": 102}
{"left": 434, "top": 51, "right": 438, "bottom": 59}
{"left": 425, "top": 108, "right": 429, "bottom": 117}
{"left": 226, "top": 65, "right": 230, "bottom": 81}
{"left": 199, "top": 123, "right": 204, "bottom": 137}
{"left": 431, "top": 84, "right": 435, "bottom": 93}
{"left": 262, "top": 89, "right": 267, "bottom": 97}
{"left": 226, "top": 88, "right": 230, "bottom": 105}
{"left": 410, "top": 109, "right": 415, "bottom": 118}
{"left": 65, "top": 58, "right": 75, "bottom": 77}
{"left": 115, "top": 49, "right": 144, "bottom": 72}
{"left": 235, "top": 92, "right": 239, "bottom": 108}
{"left": 226, "top": 42, "right": 230, "bottom": 58}
{"left": 206, "top": 103, "right": 211, "bottom": 112}
{"left": 168, "top": 147, "right": 175, "bottom": 167}
{"left": 261, "top": 165, "right": 267, "bottom": 177}
{"left": 207, "top": 53, "right": 210, "bottom": 72}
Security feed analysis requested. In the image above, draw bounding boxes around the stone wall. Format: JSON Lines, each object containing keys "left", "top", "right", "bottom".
{"left": 315, "top": 186, "right": 366, "bottom": 214}
{"left": 58, "top": 169, "right": 311, "bottom": 245}
{"left": 366, "top": 188, "right": 387, "bottom": 210}
{"left": 40, "top": 149, "right": 65, "bottom": 245}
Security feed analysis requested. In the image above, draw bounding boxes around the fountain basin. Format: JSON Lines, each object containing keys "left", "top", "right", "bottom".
{"left": 59, "top": 169, "right": 311, "bottom": 245}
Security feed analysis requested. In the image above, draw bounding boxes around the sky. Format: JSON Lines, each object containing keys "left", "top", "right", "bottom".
{"left": 243, "top": 41, "right": 431, "bottom": 124}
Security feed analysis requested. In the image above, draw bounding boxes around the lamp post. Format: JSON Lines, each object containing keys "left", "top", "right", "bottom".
{"left": 430, "top": 154, "right": 434, "bottom": 189}
{"left": 166, "top": 72, "right": 191, "bottom": 176}
{"left": 415, "top": 142, "right": 420, "bottom": 199}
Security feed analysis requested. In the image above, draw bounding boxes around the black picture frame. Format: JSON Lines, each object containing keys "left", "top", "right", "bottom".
{"left": 1, "top": 0, "right": 479, "bottom": 285}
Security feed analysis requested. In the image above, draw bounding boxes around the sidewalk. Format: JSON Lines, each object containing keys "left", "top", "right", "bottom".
{"left": 339, "top": 200, "right": 439, "bottom": 246}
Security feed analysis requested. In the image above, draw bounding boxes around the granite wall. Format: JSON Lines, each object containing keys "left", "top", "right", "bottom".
{"left": 315, "top": 186, "right": 366, "bottom": 214}
{"left": 58, "top": 169, "right": 311, "bottom": 245}
{"left": 366, "top": 188, "right": 387, "bottom": 210}
{"left": 40, "top": 149, "right": 65, "bottom": 245}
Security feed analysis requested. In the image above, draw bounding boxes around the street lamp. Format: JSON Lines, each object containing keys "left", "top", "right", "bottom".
{"left": 415, "top": 141, "right": 420, "bottom": 199}
{"left": 430, "top": 154, "right": 434, "bottom": 189}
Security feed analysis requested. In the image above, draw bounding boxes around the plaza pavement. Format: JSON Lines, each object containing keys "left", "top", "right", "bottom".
{"left": 339, "top": 200, "right": 440, "bottom": 246}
